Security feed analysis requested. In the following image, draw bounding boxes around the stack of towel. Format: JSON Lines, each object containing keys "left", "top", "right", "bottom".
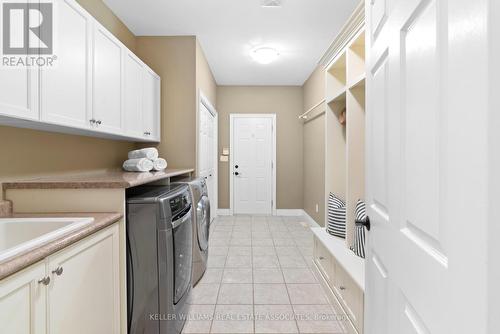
{"left": 123, "top": 148, "right": 168, "bottom": 172}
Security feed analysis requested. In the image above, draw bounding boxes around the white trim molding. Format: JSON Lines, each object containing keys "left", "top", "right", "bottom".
{"left": 276, "top": 209, "right": 305, "bottom": 216}
{"left": 318, "top": 0, "right": 365, "bottom": 68}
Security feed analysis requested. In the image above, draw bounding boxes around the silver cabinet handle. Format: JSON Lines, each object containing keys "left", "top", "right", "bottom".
{"left": 38, "top": 276, "right": 50, "bottom": 285}
{"left": 319, "top": 256, "right": 325, "bottom": 260}
{"left": 89, "top": 119, "right": 96, "bottom": 124}
{"left": 95, "top": 120, "right": 102, "bottom": 125}
{"left": 52, "top": 266, "right": 63, "bottom": 276}
{"left": 144, "top": 131, "right": 151, "bottom": 136}
{"left": 339, "top": 286, "right": 346, "bottom": 291}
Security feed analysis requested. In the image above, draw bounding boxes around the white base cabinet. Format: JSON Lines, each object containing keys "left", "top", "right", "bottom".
{"left": 0, "top": 224, "right": 120, "bottom": 333}
{"left": 0, "top": 0, "right": 160, "bottom": 143}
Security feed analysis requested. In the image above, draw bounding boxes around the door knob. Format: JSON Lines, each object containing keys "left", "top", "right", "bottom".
{"left": 234, "top": 172, "right": 239, "bottom": 176}
{"left": 235, "top": 165, "right": 239, "bottom": 169}
{"left": 52, "top": 266, "right": 63, "bottom": 276}
{"left": 38, "top": 276, "right": 50, "bottom": 285}
{"left": 355, "top": 216, "right": 371, "bottom": 231}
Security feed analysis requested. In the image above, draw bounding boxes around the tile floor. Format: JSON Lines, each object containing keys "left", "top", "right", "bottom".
{"left": 183, "top": 215, "right": 347, "bottom": 334}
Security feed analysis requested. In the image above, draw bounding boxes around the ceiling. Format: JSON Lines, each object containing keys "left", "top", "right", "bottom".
{"left": 103, "top": 0, "right": 359, "bottom": 85}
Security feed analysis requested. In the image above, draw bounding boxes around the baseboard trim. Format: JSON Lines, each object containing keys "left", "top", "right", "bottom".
{"left": 301, "top": 210, "right": 322, "bottom": 228}
{"left": 217, "top": 209, "right": 232, "bottom": 216}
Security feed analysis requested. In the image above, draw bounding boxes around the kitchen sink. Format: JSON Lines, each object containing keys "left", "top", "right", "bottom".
{"left": 0, "top": 217, "right": 94, "bottom": 262}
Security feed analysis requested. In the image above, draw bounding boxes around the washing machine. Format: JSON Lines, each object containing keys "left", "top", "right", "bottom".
{"left": 174, "top": 178, "right": 210, "bottom": 286}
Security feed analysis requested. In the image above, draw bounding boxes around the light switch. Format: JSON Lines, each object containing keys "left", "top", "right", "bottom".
{"left": 222, "top": 148, "right": 229, "bottom": 155}
{"left": 220, "top": 155, "right": 229, "bottom": 162}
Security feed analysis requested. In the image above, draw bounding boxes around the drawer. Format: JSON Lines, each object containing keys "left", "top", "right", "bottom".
{"left": 333, "top": 263, "right": 364, "bottom": 333}
{"left": 313, "top": 237, "right": 333, "bottom": 283}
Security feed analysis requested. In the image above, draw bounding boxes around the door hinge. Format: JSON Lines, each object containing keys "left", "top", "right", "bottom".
{"left": 271, "top": 200, "right": 273, "bottom": 209}
{"left": 271, "top": 161, "right": 273, "bottom": 169}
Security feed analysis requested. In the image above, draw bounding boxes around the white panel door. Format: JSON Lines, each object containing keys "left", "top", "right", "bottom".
{"left": 142, "top": 68, "right": 160, "bottom": 141}
{"left": 47, "top": 225, "right": 120, "bottom": 334}
{"left": 365, "top": 0, "right": 489, "bottom": 333}
{"left": 0, "top": 262, "right": 46, "bottom": 334}
{"left": 40, "top": 0, "right": 91, "bottom": 128}
{"left": 123, "top": 52, "right": 144, "bottom": 138}
{"left": 93, "top": 24, "right": 123, "bottom": 134}
{"left": 232, "top": 116, "right": 273, "bottom": 215}
{"left": 198, "top": 103, "right": 217, "bottom": 215}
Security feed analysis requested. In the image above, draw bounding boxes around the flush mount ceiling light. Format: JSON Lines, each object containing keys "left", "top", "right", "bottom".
{"left": 261, "top": 0, "right": 282, "bottom": 8}
{"left": 251, "top": 47, "right": 280, "bottom": 64}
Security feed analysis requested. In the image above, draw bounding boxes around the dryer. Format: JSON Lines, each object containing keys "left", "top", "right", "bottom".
{"left": 174, "top": 178, "right": 210, "bottom": 285}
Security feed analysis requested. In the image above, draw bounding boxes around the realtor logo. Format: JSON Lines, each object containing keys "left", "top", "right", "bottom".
{"left": 2, "top": 2, "right": 53, "bottom": 55}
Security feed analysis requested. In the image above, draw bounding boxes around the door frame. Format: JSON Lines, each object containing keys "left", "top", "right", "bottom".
{"left": 197, "top": 90, "right": 218, "bottom": 217}
{"left": 229, "top": 113, "right": 277, "bottom": 215}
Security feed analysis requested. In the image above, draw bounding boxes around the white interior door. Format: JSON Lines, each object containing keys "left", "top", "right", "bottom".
{"left": 231, "top": 115, "right": 274, "bottom": 215}
{"left": 365, "top": 0, "right": 490, "bottom": 333}
{"left": 198, "top": 100, "right": 217, "bottom": 218}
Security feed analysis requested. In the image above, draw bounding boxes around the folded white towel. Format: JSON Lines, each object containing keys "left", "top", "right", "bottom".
{"left": 151, "top": 158, "right": 167, "bottom": 171}
{"left": 128, "top": 148, "right": 158, "bottom": 160}
{"left": 123, "top": 158, "right": 153, "bottom": 172}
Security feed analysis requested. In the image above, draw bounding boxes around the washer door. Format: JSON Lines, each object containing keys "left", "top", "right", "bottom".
{"left": 197, "top": 196, "right": 210, "bottom": 251}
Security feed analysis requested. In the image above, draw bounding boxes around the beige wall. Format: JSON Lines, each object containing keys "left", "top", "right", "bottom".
{"left": 0, "top": 0, "right": 137, "bottom": 199}
{"left": 217, "top": 86, "right": 304, "bottom": 209}
{"left": 196, "top": 39, "right": 217, "bottom": 107}
{"left": 135, "top": 37, "right": 197, "bottom": 169}
{"left": 302, "top": 66, "right": 326, "bottom": 225}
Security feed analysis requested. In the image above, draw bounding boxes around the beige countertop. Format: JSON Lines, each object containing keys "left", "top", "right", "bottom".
{"left": 0, "top": 212, "right": 122, "bottom": 280}
{"left": 2, "top": 168, "right": 194, "bottom": 190}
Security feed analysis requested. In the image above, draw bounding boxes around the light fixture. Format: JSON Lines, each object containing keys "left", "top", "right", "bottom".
{"left": 251, "top": 47, "right": 280, "bottom": 64}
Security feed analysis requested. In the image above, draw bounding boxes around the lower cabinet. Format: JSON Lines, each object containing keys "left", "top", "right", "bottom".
{"left": 313, "top": 233, "right": 364, "bottom": 334}
{"left": 0, "top": 223, "right": 120, "bottom": 333}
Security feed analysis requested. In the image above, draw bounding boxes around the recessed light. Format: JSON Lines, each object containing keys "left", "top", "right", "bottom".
{"left": 251, "top": 47, "right": 280, "bottom": 64}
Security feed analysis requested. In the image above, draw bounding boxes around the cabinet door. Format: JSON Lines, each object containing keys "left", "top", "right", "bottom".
{"left": 142, "top": 68, "right": 160, "bottom": 141}
{"left": 47, "top": 224, "right": 120, "bottom": 334}
{"left": 40, "top": 0, "right": 91, "bottom": 128}
{"left": 92, "top": 24, "right": 123, "bottom": 134}
{"left": 0, "top": 66, "right": 38, "bottom": 120}
{"left": 123, "top": 52, "right": 144, "bottom": 138}
{"left": 0, "top": 261, "right": 46, "bottom": 334}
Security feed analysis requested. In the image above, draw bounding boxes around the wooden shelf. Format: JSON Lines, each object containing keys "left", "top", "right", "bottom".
{"left": 348, "top": 74, "right": 366, "bottom": 89}
{"left": 327, "top": 89, "right": 346, "bottom": 104}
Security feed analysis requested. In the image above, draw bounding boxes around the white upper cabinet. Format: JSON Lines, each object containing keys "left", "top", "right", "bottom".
{"left": 92, "top": 24, "right": 123, "bottom": 135}
{"left": 142, "top": 68, "right": 161, "bottom": 141}
{"left": 40, "top": 0, "right": 91, "bottom": 128}
{"left": 0, "top": 0, "right": 160, "bottom": 142}
{"left": 0, "top": 66, "right": 38, "bottom": 121}
{"left": 123, "top": 52, "right": 144, "bottom": 138}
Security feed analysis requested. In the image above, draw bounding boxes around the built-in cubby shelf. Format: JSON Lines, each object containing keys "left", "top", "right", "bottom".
{"left": 325, "top": 29, "right": 366, "bottom": 249}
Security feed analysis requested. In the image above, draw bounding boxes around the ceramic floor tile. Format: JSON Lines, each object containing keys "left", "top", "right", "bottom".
{"left": 278, "top": 255, "right": 308, "bottom": 268}
{"left": 252, "top": 246, "right": 276, "bottom": 256}
{"left": 199, "top": 269, "right": 224, "bottom": 284}
{"left": 182, "top": 304, "right": 215, "bottom": 334}
{"left": 287, "top": 284, "right": 329, "bottom": 305}
{"left": 211, "top": 305, "right": 254, "bottom": 333}
{"left": 253, "top": 255, "right": 280, "bottom": 268}
{"left": 254, "top": 304, "right": 298, "bottom": 334}
{"left": 226, "top": 255, "right": 253, "bottom": 268}
{"left": 207, "top": 255, "right": 227, "bottom": 268}
{"left": 293, "top": 305, "right": 344, "bottom": 334}
{"left": 254, "top": 284, "right": 290, "bottom": 304}
{"left": 230, "top": 238, "right": 252, "bottom": 246}
{"left": 210, "top": 246, "right": 229, "bottom": 256}
{"left": 229, "top": 246, "right": 252, "bottom": 256}
{"left": 274, "top": 247, "right": 301, "bottom": 257}
{"left": 252, "top": 238, "right": 274, "bottom": 246}
{"left": 189, "top": 284, "right": 220, "bottom": 304}
{"left": 222, "top": 269, "right": 253, "bottom": 284}
{"left": 253, "top": 269, "right": 284, "bottom": 283}
{"left": 217, "top": 284, "right": 253, "bottom": 304}
{"left": 282, "top": 269, "right": 317, "bottom": 284}
{"left": 210, "top": 238, "right": 230, "bottom": 246}
{"left": 273, "top": 238, "right": 296, "bottom": 246}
